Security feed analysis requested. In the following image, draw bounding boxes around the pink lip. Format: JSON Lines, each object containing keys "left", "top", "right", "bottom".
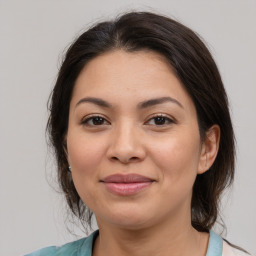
{"left": 101, "top": 174, "right": 154, "bottom": 196}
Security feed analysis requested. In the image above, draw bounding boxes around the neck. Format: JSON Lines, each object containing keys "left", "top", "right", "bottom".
{"left": 93, "top": 216, "right": 209, "bottom": 256}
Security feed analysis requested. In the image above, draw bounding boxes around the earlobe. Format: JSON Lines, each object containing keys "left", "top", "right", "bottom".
{"left": 64, "top": 147, "right": 71, "bottom": 172}
{"left": 198, "top": 125, "right": 220, "bottom": 174}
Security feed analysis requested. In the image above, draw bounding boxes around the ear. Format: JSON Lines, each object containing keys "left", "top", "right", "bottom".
{"left": 197, "top": 125, "right": 220, "bottom": 174}
{"left": 62, "top": 135, "right": 70, "bottom": 164}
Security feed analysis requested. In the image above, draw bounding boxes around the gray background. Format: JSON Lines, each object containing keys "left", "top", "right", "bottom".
{"left": 0, "top": 1, "right": 255, "bottom": 255}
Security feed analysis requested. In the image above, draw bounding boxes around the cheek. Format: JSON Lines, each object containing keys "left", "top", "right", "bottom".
{"left": 66, "top": 133, "right": 107, "bottom": 206}
{"left": 67, "top": 133, "right": 105, "bottom": 178}
{"left": 150, "top": 133, "right": 201, "bottom": 183}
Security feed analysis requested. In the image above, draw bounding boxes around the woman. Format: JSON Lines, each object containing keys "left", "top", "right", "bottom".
{"left": 26, "top": 11, "right": 250, "bottom": 256}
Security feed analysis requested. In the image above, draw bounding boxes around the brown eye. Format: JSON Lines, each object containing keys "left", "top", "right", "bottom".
{"left": 82, "top": 116, "right": 109, "bottom": 126}
{"left": 154, "top": 116, "right": 167, "bottom": 125}
{"left": 147, "top": 115, "right": 174, "bottom": 126}
{"left": 91, "top": 117, "right": 105, "bottom": 125}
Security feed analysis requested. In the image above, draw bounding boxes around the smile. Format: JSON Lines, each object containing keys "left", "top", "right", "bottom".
{"left": 100, "top": 174, "right": 155, "bottom": 196}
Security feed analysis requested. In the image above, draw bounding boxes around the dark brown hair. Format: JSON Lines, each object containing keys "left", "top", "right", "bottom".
{"left": 47, "top": 11, "right": 235, "bottom": 232}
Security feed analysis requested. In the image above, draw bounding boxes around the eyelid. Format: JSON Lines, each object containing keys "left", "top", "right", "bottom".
{"left": 145, "top": 113, "right": 175, "bottom": 125}
{"left": 80, "top": 113, "right": 175, "bottom": 127}
{"left": 81, "top": 114, "right": 110, "bottom": 126}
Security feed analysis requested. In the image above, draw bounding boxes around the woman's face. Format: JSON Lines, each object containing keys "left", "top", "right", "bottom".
{"left": 67, "top": 50, "right": 209, "bottom": 230}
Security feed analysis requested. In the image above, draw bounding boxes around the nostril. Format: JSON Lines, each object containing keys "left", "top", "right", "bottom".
{"left": 110, "top": 156, "right": 139, "bottom": 163}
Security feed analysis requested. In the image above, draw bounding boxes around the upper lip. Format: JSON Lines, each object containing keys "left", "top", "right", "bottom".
{"left": 101, "top": 174, "right": 154, "bottom": 183}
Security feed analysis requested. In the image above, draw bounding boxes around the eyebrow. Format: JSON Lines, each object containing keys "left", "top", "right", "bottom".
{"left": 138, "top": 96, "right": 183, "bottom": 109}
{"left": 75, "top": 96, "right": 183, "bottom": 109}
{"left": 76, "top": 97, "right": 112, "bottom": 108}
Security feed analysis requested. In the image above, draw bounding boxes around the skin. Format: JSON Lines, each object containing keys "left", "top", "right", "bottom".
{"left": 66, "top": 50, "right": 220, "bottom": 256}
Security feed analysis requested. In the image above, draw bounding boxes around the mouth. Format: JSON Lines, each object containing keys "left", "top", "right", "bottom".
{"left": 100, "top": 174, "right": 155, "bottom": 196}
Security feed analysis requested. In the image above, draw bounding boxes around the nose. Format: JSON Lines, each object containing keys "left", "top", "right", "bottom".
{"left": 106, "top": 121, "right": 146, "bottom": 164}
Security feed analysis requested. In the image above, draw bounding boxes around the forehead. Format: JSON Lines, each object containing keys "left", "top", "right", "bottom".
{"left": 71, "top": 50, "right": 194, "bottom": 110}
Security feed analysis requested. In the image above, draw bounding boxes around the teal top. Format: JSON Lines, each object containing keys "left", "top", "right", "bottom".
{"left": 25, "top": 230, "right": 222, "bottom": 256}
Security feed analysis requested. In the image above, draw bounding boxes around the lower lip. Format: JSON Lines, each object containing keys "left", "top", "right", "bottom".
{"left": 103, "top": 182, "right": 153, "bottom": 196}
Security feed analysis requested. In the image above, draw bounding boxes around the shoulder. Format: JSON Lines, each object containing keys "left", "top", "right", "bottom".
{"left": 208, "top": 230, "right": 253, "bottom": 256}
{"left": 24, "top": 230, "right": 98, "bottom": 256}
{"left": 24, "top": 237, "right": 86, "bottom": 256}
{"left": 223, "top": 240, "right": 252, "bottom": 256}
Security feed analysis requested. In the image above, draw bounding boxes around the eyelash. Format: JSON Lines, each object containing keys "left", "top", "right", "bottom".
{"left": 81, "top": 115, "right": 110, "bottom": 126}
{"left": 81, "top": 114, "right": 175, "bottom": 127}
{"left": 146, "top": 114, "right": 175, "bottom": 126}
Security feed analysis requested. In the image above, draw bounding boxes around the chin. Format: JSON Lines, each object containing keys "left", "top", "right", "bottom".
{"left": 112, "top": 219, "right": 151, "bottom": 230}
{"left": 96, "top": 206, "right": 152, "bottom": 230}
